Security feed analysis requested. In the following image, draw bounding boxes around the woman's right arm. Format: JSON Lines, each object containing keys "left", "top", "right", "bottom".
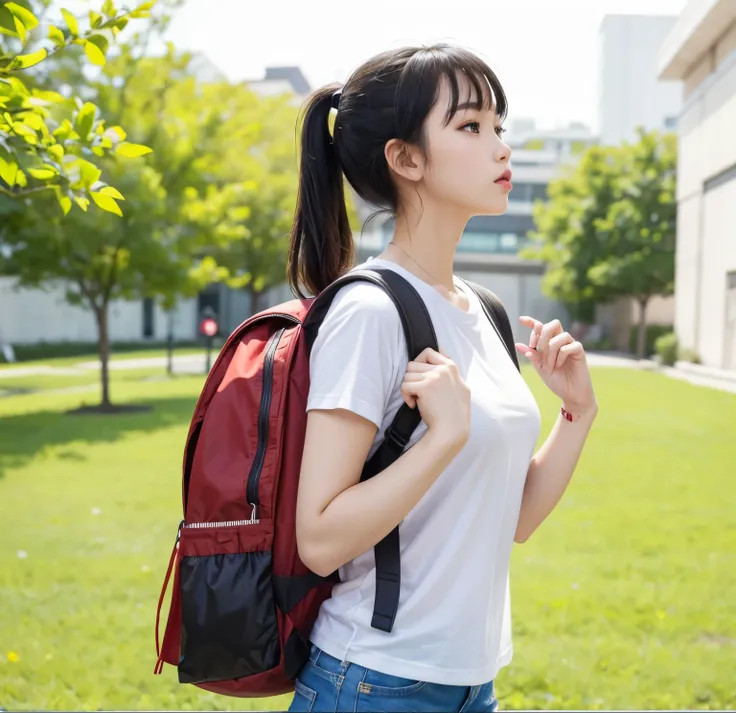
{"left": 296, "top": 348, "right": 470, "bottom": 577}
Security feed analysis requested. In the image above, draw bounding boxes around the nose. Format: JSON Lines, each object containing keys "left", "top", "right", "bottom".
{"left": 495, "top": 139, "right": 511, "bottom": 164}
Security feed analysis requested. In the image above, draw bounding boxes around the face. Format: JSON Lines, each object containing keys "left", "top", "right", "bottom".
{"left": 390, "top": 74, "right": 512, "bottom": 218}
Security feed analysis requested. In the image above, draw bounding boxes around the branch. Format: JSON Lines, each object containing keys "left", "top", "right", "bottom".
{"left": 0, "top": 184, "right": 55, "bottom": 197}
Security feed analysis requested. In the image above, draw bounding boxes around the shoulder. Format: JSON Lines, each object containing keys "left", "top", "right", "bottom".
{"left": 322, "top": 280, "right": 402, "bottom": 329}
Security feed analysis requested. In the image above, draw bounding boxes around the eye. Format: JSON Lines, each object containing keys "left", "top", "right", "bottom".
{"left": 495, "top": 125, "right": 506, "bottom": 137}
{"left": 461, "top": 121, "right": 481, "bottom": 134}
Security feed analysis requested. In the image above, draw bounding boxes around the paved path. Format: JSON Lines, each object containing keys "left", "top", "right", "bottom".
{"left": 1, "top": 351, "right": 735, "bottom": 395}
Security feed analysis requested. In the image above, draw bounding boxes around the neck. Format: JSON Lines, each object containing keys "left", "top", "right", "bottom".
{"left": 388, "top": 200, "right": 468, "bottom": 292}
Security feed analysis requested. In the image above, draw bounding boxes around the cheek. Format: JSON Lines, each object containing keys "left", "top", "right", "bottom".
{"left": 429, "top": 137, "right": 486, "bottom": 187}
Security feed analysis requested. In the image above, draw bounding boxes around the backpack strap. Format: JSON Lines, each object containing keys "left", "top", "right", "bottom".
{"left": 460, "top": 279, "right": 521, "bottom": 372}
{"left": 304, "top": 268, "right": 437, "bottom": 633}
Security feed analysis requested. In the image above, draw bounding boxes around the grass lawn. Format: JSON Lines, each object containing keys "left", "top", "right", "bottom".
{"left": 0, "top": 367, "right": 734, "bottom": 710}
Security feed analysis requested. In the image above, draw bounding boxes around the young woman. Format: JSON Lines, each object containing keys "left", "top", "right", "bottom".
{"left": 287, "top": 44, "right": 597, "bottom": 713}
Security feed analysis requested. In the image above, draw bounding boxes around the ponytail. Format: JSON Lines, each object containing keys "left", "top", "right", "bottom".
{"left": 288, "top": 84, "right": 353, "bottom": 298}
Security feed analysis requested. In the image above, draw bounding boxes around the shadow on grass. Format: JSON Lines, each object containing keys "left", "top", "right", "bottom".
{"left": 0, "top": 395, "right": 196, "bottom": 479}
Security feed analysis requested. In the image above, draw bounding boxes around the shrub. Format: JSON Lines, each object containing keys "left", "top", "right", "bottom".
{"left": 655, "top": 332, "right": 679, "bottom": 366}
{"left": 629, "top": 324, "right": 673, "bottom": 357}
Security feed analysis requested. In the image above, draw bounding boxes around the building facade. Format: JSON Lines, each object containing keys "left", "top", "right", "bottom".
{"left": 658, "top": 0, "right": 736, "bottom": 369}
{"left": 599, "top": 14, "right": 683, "bottom": 146}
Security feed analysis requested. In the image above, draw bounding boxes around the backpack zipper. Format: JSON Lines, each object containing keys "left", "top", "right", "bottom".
{"left": 245, "top": 327, "right": 286, "bottom": 519}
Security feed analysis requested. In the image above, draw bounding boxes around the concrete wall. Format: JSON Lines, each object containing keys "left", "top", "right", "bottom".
{"left": 0, "top": 277, "right": 198, "bottom": 345}
{"left": 673, "top": 21, "right": 736, "bottom": 367}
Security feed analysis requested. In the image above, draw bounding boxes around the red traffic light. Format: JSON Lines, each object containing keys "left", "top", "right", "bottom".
{"left": 199, "top": 317, "right": 218, "bottom": 337}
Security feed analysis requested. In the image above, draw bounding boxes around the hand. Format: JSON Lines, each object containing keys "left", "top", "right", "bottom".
{"left": 401, "top": 348, "right": 470, "bottom": 448}
{"left": 516, "top": 317, "right": 597, "bottom": 416}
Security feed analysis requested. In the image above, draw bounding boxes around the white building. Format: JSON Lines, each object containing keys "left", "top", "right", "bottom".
{"left": 658, "top": 0, "right": 736, "bottom": 369}
{"left": 599, "top": 14, "right": 683, "bottom": 145}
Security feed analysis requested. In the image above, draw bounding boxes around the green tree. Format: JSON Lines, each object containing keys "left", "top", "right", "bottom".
{"left": 0, "top": 0, "right": 153, "bottom": 214}
{"left": 524, "top": 128, "right": 677, "bottom": 358}
{"left": 1, "top": 8, "right": 310, "bottom": 407}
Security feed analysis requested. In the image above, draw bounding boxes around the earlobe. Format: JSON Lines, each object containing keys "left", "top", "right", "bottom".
{"left": 384, "top": 138, "right": 423, "bottom": 182}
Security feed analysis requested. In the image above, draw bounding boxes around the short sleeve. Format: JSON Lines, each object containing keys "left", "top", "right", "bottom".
{"left": 307, "top": 283, "right": 406, "bottom": 429}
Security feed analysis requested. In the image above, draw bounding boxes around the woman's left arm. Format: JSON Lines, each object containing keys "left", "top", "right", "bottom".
{"left": 513, "top": 316, "right": 599, "bottom": 543}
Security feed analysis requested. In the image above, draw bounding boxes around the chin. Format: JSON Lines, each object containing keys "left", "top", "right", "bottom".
{"left": 473, "top": 199, "right": 509, "bottom": 217}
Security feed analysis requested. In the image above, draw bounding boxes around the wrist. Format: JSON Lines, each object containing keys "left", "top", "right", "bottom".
{"left": 560, "top": 400, "right": 598, "bottom": 423}
{"left": 425, "top": 426, "right": 467, "bottom": 458}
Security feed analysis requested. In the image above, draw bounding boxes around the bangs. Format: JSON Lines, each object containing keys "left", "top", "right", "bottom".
{"left": 397, "top": 45, "right": 507, "bottom": 128}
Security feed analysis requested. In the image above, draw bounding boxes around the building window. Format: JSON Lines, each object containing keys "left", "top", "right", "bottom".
{"left": 530, "top": 184, "right": 548, "bottom": 202}
{"left": 664, "top": 116, "right": 677, "bottom": 131}
{"left": 142, "top": 298, "right": 155, "bottom": 339}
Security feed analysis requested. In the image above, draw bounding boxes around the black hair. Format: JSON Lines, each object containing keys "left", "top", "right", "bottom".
{"left": 287, "top": 43, "right": 508, "bottom": 298}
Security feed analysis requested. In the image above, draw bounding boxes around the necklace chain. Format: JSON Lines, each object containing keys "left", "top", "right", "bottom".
{"left": 388, "top": 241, "right": 447, "bottom": 287}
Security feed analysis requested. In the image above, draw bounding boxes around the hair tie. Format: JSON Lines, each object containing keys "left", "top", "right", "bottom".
{"left": 327, "top": 88, "right": 342, "bottom": 141}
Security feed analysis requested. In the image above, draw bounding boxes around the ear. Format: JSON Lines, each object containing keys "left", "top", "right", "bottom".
{"left": 384, "top": 138, "right": 425, "bottom": 182}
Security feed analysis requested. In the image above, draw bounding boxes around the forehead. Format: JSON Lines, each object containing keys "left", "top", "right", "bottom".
{"left": 433, "top": 71, "right": 498, "bottom": 123}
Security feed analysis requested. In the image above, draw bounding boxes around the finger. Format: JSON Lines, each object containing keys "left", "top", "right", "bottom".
{"left": 406, "top": 361, "right": 435, "bottom": 373}
{"left": 401, "top": 373, "right": 425, "bottom": 383}
{"left": 414, "top": 348, "right": 449, "bottom": 365}
{"left": 535, "top": 319, "right": 563, "bottom": 354}
{"left": 545, "top": 332, "right": 574, "bottom": 373}
{"left": 556, "top": 341, "right": 584, "bottom": 369}
{"left": 515, "top": 342, "right": 542, "bottom": 367}
{"left": 400, "top": 384, "right": 418, "bottom": 409}
{"left": 519, "top": 316, "right": 544, "bottom": 349}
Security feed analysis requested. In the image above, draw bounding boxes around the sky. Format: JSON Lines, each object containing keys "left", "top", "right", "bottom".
{"left": 165, "top": 0, "right": 689, "bottom": 132}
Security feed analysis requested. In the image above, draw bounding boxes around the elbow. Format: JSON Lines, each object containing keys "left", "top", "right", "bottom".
{"left": 296, "top": 530, "right": 339, "bottom": 578}
{"left": 514, "top": 524, "right": 533, "bottom": 544}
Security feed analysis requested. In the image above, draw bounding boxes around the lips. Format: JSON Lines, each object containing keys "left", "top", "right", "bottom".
{"left": 495, "top": 169, "right": 512, "bottom": 183}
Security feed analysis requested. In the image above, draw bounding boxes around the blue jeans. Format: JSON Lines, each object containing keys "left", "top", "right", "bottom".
{"left": 288, "top": 644, "right": 499, "bottom": 712}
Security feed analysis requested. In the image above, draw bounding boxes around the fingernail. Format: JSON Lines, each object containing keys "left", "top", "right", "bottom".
{"left": 526, "top": 351, "right": 533, "bottom": 358}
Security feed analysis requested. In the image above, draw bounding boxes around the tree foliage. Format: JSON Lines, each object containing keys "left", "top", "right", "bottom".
{"left": 0, "top": 0, "right": 154, "bottom": 215}
{"left": 0, "top": 2, "right": 306, "bottom": 406}
{"left": 524, "top": 128, "right": 677, "bottom": 356}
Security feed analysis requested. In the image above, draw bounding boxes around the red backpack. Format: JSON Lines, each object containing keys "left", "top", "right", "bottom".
{"left": 153, "top": 268, "right": 518, "bottom": 698}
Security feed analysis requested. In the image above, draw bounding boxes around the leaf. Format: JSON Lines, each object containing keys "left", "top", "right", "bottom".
{"left": 28, "top": 167, "right": 56, "bottom": 180}
{"left": 60, "top": 8, "right": 79, "bottom": 37}
{"left": 87, "top": 33, "right": 109, "bottom": 55}
{"left": 74, "top": 196, "right": 90, "bottom": 212}
{"left": 84, "top": 40, "right": 105, "bottom": 66}
{"left": 48, "top": 144, "right": 64, "bottom": 162}
{"left": 6, "top": 3, "right": 39, "bottom": 32}
{"left": 115, "top": 142, "right": 152, "bottom": 158}
{"left": 102, "top": 0, "right": 116, "bottom": 17}
{"left": 77, "top": 158, "right": 102, "bottom": 186}
{"left": 31, "top": 89, "right": 64, "bottom": 104}
{"left": 91, "top": 191, "right": 122, "bottom": 216}
{"left": 74, "top": 102, "right": 96, "bottom": 139}
{"left": 48, "top": 23, "right": 66, "bottom": 46}
{"left": 0, "top": 7, "right": 17, "bottom": 37}
{"left": 99, "top": 185, "right": 124, "bottom": 200}
{"left": 0, "top": 156, "right": 18, "bottom": 186}
{"left": 15, "top": 48, "right": 48, "bottom": 69}
{"left": 58, "top": 194, "right": 72, "bottom": 215}
{"left": 53, "top": 119, "right": 74, "bottom": 141}
{"left": 112, "top": 16, "right": 128, "bottom": 33}
{"left": 13, "top": 14, "right": 26, "bottom": 41}
{"left": 89, "top": 10, "right": 102, "bottom": 28}
{"left": 104, "top": 125, "right": 126, "bottom": 143}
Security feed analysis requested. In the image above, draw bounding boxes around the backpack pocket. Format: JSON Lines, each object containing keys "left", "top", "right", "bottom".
{"left": 177, "top": 522, "right": 280, "bottom": 684}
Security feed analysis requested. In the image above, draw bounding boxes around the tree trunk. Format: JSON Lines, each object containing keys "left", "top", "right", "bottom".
{"left": 166, "top": 308, "right": 174, "bottom": 376}
{"left": 636, "top": 296, "right": 649, "bottom": 360}
{"left": 94, "top": 302, "right": 112, "bottom": 410}
{"left": 249, "top": 287, "right": 264, "bottom": 316}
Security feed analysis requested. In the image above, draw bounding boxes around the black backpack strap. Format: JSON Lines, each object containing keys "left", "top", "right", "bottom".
{"left": 460, "top": 279, "right": 521, "bottom": 372}
{"left": 304, "top": 268, "right": 438, "bottom": 633}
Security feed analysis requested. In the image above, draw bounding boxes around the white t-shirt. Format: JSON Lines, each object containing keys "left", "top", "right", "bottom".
{"left": 306, "top": 258, "right": 542, "bottom": 686}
